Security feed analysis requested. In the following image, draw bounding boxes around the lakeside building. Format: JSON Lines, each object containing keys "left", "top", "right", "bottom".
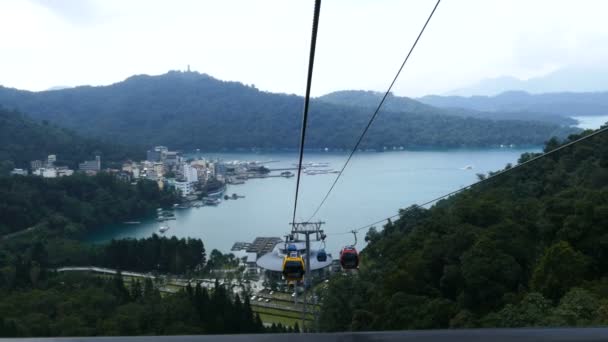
{"left": 30, "top": 160, "right": 43, "bottom": 171}
{"left": 231, "top": 242, "right": 252, "bottom": 251}
{"left": 245, "top": 252, "right": 258, "bottom": 275}
{"left": 171, "top": 179, "right": 194, "bottom": 197}
{"left": 147, "top": 146, "right": 168, "bottom": 162}
{"left": 153, "top": 162, "right": 165, "bottom": 178}
{"left": 79, "top": 156, "right": 101, "bottom": 172}
{"left": 183, "top": 163, "right": 198, "bottom": 184}
{"left": 47, "top": 154, "right": 56, "bottom": 167}
{"left": 10, "top": 168, "right": 28, "bottom": 176}
{"left": 164, "top": 151, "right": 180, "bottom": 166}
{"left": 145, "top": 169, "right": 158, "bottom": 181}
{"left": 33, "top": 166, "right": 73, "bottom": 178}
{"left": 246, "top": 237, "right": 283, "bottom": 255}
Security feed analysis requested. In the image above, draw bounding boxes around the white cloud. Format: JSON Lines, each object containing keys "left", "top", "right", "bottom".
{"left": 1, "top": 0, "right": 608, "bottom": 96}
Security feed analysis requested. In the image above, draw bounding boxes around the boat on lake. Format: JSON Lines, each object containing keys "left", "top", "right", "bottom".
{"left": 206, "top": 184, "right": 226, "bottom": 197}
{"left": 203, "top": 197, "right": 220, "bottom": 206}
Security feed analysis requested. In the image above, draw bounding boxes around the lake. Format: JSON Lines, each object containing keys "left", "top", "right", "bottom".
{"left": 571, "top": 115, "right": 608, "bottom": 130}
{"left": 87, "top": 116, "right": 608, "bottom": 255}
{"left": 88, "top": 148, "right": 540, "bottom": 255}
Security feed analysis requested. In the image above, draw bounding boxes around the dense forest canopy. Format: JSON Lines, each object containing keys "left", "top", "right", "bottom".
{"left": 0, "top": 172, "right": 178, "bottom": 236}
{"left": 320, "top": 127, "right": 608, "bottom": 331}
{"left": 0, "top": 71, "right": 578, "bottom": 150}
{"left": 0, "top": 271, "right": 266, "bottom": 336}
{"left": 419, "top": 90, "right": 608, "bottom": 117}
{"left": 0, "top": 107, "right": 140, "bottom": 170}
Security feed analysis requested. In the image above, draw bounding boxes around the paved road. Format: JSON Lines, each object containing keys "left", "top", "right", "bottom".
{"left": 10, "top": 328, "right": 608, "bottom": 341}
{"left": 56, "top": 266, "right": 156, "bottom": 279}
{"left": 1, "top": 226, "right": 37, "bottom": 240}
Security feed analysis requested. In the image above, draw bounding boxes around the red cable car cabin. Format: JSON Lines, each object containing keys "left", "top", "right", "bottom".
{"left": 340, "top": 246, "right": 359, "bottom": 269}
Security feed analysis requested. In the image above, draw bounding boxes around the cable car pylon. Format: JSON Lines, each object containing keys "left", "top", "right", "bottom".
{"left": 284, "top": 221, "right": 325, "bottom": 330}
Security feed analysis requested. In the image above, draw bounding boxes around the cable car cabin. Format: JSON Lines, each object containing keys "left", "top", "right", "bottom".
{"left": 317, "top": 249, "right": 327, "bottom": 262}
{"left": 282, "top": 254, "right": 305, "bottom": 281}
{"left": 340, "top": 246, "right": 359, "bottom": 269}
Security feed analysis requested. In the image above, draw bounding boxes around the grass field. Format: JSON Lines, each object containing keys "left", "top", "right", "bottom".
{"left": 252, "top": 305, "right": 314, "bottom": 320}
{"left": 257, "top": 313, "right": 300, "bottom": 328}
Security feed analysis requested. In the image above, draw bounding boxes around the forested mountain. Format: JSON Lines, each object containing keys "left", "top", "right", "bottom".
{"left": 0, "top": 173, "right": 178, "bottom": 236}
{"left": 319, "top": 90, "right": 576, "bottom": 125}
{"left": 0, "top": 107, "right": 139, "bottom": 170}
{"left": 320, "top": 127, "right": 608, "bottom": 330}
{"left": 0, "top": 71, "right": 577, "bottom": 150}
{"left": 419, "top": 91, "right": 608, "bottom": 117}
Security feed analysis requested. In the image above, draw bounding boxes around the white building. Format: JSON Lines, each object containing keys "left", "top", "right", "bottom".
{"left": 10, "top": 168, "right": 28, "bottom": 176}
{"left": 56, "top": 167, "right": 74, "bottom": 177}
{"left": 173, "top": 180, "right": 193, "bottom": 197}
{"left": 78, "top": 156, "right": 101, "bottom": 172}
{"left": 34, "top": 168, "right": 57, "bottom": 178}
{"left": 184, "top": 163, "right": 198, "bottom": 184}
{"left": 33, "top": 167, "right": 73, "bottom": 178}
{"left": 47, "top": 154, "right": 57, "bottom": 166}
{"left": 153, "top": 162, "right": 165, "bottom": 178}
{"left": 245, "top": 252, "right": 258, "bottom": 275}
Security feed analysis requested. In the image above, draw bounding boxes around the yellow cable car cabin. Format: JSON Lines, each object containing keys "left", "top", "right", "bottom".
{"left": 282, "top": 252, "right": 305, "bottom": 281}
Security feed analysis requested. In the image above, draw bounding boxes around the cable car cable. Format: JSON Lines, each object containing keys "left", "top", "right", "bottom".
{"left": 307, "top": 0, "right": 441, "bottom": 221}
{"left": 332, "top": 126, "right": 608, "bottom": 235}
{"left": 292, "top": 0, "right": 322, "bottom": 226}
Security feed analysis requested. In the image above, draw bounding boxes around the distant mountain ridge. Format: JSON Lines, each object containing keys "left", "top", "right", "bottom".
{"left": 0, "top": 71, "right": 577, "bottom": 150}
{"left": 446, "top": 67, "right": 608, "bottom": 96}
{"left": 319, "top": 90, "right": 576, "bottom": 126}
{"left": 419, "top": 91, "right": 608, "bottom": 118}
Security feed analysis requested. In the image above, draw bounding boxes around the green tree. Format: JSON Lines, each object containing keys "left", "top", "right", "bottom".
{"left": 531, "top": 241, "right": 588, "bottom": 300}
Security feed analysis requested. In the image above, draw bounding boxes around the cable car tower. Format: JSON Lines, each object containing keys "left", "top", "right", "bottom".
{"left": 288, "top": 221, "right": 325, "bottom": 330}
{"left": 288, "top": 221, "right": 325, "bottom": 288}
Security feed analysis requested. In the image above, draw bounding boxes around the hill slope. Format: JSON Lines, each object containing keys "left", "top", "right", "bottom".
{"left": 320, "top": 128, "right": 608, "bottom": 330}
{"left": 0, "top": 72, "right": 577, "bottom": 150}
{"left": 419, "top": 91, "right": 608, "bottom": 118}
{"left": 0, "top": 107, "right": 136, "bottom": 170}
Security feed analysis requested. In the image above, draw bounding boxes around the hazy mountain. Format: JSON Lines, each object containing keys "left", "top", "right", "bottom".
{"left": 320, "top": 90, "right": 576, "bottom": 126}
{"left": 419, "top": 91, "right": 608, "bottom": 118}
{"left": 446, "top": 66, "right": 608, "bottom": 96}
{"left": 0, "top": 71, "right": 577, "bottom": 150}
{"left": 46, "top": 85, "right": 72, "bottom": 91}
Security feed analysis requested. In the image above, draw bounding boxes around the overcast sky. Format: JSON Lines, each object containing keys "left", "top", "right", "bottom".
{"left": 1, "top": 0, "right": 607, "bottom": 97}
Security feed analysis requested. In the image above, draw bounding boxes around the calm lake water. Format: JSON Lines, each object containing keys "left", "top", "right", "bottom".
{"left": 572, "top": 115, "right": 608, "bottom": 130}
{"left": 88, "top": 148, "right": 540, "bottom": 254}
{"left": 87, "top": 116, "right": 608, "bottom": 255}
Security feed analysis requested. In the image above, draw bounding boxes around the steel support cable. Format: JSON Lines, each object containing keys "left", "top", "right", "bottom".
{"left": 307, "top": 0, "right": 441, "bottom": 221}
{"left": 292, "top": 0, "right": 322, "bottom": 226}
{"left": 329, "top": 126, "right": 608, "bottom": 236}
